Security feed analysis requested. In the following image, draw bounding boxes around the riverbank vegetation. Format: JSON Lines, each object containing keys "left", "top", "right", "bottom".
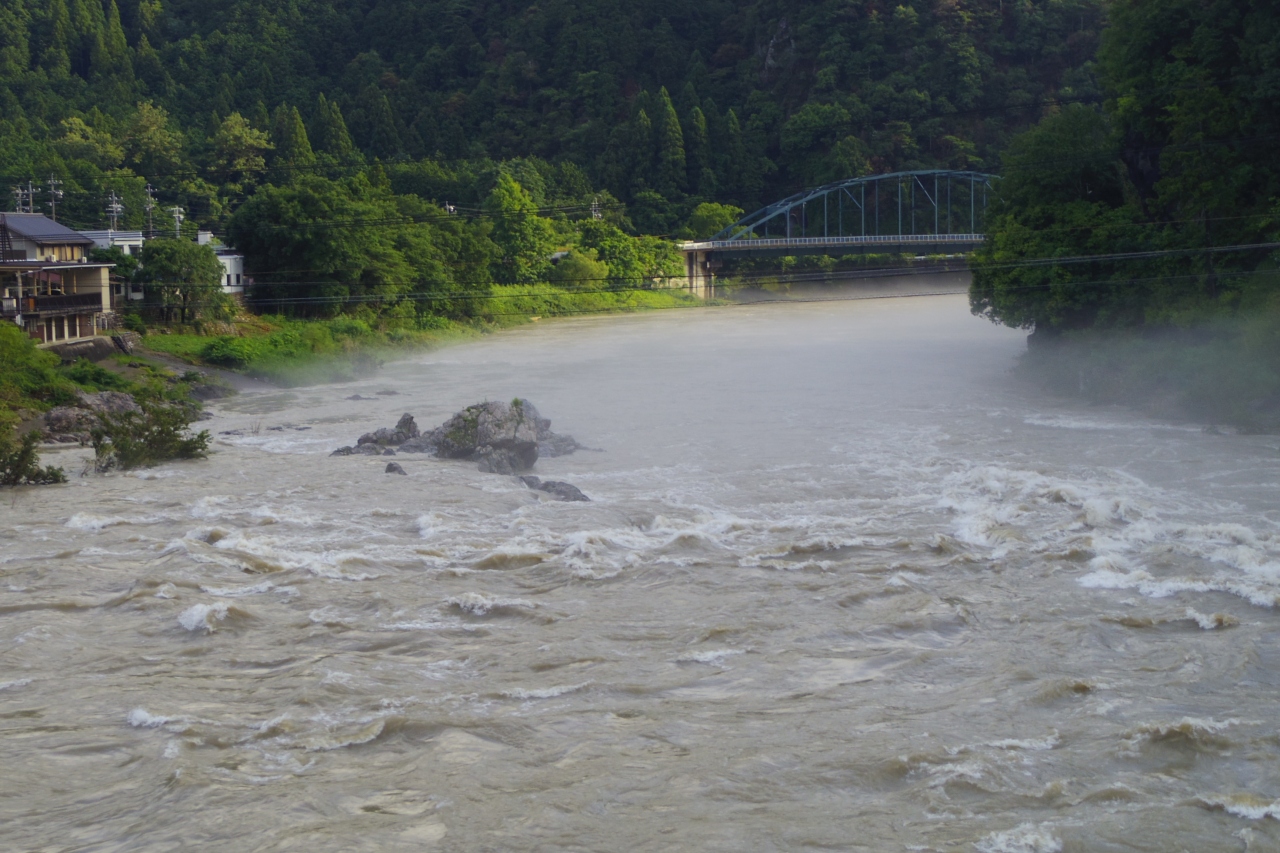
{"left": 0, "top": 322, "right": 217, "bottom": 483}
{"left": 90, "top": 399, "right": 210, "bottom": 471}
{"left": 971, "top": 0, "right": 1280, "bottom": 428}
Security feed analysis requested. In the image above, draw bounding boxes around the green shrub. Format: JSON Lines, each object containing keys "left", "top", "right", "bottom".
{"left": 202, "top": 336, "right": 265, "bottom": 368}
{"left": 0, "top": 323, "right": 80, "bottom": 410}
{"left": 60, "top": 359, "right": 134, "bottom": 392}
{"left": 0, "top": 425, "right": 66, "bottom": 486}
{"left": 91, "top": 401, "right": 211, "bottom": 471}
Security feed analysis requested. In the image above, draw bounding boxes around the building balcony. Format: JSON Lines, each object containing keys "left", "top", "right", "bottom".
{"left": 0, "top": 293, "right": 103, "bottom": 317}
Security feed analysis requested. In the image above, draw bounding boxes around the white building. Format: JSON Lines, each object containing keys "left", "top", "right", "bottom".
{"left": 80, "top": 230, "right": 145, "bottom": 256}
{"left": 80, "top": 230, "right": 146, "bottom": 303}
{"left": 198, "top": 231, "right": 249, "bottom": 295}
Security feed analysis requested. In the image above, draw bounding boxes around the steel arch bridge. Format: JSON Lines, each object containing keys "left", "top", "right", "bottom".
{"left": 679, "top": 170, "right": 996, "bottom": 295}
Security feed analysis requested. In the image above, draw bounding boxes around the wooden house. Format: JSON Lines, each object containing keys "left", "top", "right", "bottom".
{"left": 0, "top": 214, "right": 115, "bottom": 346}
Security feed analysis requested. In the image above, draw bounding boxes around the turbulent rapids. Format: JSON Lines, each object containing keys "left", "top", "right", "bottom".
{"left": 4, "top": 295, "right": 1280, "bottom": 851}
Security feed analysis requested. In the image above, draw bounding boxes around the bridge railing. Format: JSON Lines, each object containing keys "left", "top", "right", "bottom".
{"left": 683, "top": 233, "right": 985, "bottom": 252}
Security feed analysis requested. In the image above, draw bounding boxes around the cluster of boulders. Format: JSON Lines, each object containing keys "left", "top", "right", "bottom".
{"left": 43, "top": 391, "right": 141, "bottom": 444}
{"left": 333, "top": 399, "right": 592, "bottom": 501}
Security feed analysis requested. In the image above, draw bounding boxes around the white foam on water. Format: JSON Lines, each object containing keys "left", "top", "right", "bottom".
{"left": 189, "top": 495, "right": 235, "bottom": 519}
{"left": 1079, "top": 567, "right": 1279, "bottom": 608}
{"left": 385, "top": 619, "right": 460, "bottom": 632}
{"left": 1185, "top": 607, "right": 1239, "bottom": 629}
{"left": 502, "top": 682, "right": 592, "bottom": 700}
{"left": 130, "top": 469, "right": 182, "bottom": 480}
{"left": 66, "top": 513, "right": 136, "bottom": 531}
{"left": 678, "top": 649, "right": 745, "bottom": 665}
{"left": 304, "top": 718, "right": 388, "bottom": 752}
{"left": 445, "top": 592, "right": 536, "bottom": 616}
{"left": 982, "top": 732, "right": 1060, "bottom": 752}
{"left": 1024, "top": 414, "right": 1198, "bottom": 433}
{"left": 0, "top": 679, "right": 32, "bottom": 692}
{"left": 248, "top": 505, "right": 321, "bottom": 526}
{"left": 1200, "top": 795, "right": 1280, "bottom": 821}
{"left": 127, "top": 708, "right": 174, "bottom": 728}
{"left": 220, "top": 433, "right": 337, "bottom": 455}
{"left": 922, "top": 759, "right": 991, "bottom": 789}
{"left": 974, "top": 822, "right": 1063, "bottom": 853}
{"left": 1124, "top": 716, "right": 1247, "bottom": 749}
{"left": 77, "top": 546, "right": 124, "bottom": 557}
{"left": 178, "top": 602, "right": 231, "bottom": 633}
{"left": 200, "top": 581, "right": 275, "bottom": 597}
{"left": 203, "top": 528, "right": 383, "bottom": 580}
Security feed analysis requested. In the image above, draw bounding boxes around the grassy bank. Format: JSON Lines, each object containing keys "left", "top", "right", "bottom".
{"left": 139, "top": 285, "right": 701, "bottom": 386}
{"left": 1, "top": 322, "right": 212, "bottom": 485}
{"left": 0, "top": 323, "right": 194, "bottom": 428}
{"left": 1020, "top": 311, "right": 1280, "bottom": 432}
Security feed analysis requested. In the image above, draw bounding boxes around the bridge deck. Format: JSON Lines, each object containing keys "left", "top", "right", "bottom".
{"left": 681, "top": 233, "right": 984, "bottom": 255}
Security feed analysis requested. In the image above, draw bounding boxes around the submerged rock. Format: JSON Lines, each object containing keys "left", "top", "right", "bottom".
{"left": 357, "top": 413, "right": 419, "bottom": 448}
{"left": 330, "top": 443, "right": 384, "bottom": 457}
{"left": 385, "top": 462, "right": 407, "bottom": 475}
{"left": 520, "top": 475, "right": 590, "bottom": 502}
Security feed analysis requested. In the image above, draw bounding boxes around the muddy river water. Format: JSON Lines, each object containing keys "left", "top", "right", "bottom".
{"left": 4, "top": 295, "right": 1280, "bottom": 851}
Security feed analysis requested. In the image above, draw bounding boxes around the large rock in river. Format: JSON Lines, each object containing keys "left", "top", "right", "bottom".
{"left": 432, "top": 399, "right": 540, "bottom": 474}
{"left": 336, "top": 400, "right": 586, "bottom": 472}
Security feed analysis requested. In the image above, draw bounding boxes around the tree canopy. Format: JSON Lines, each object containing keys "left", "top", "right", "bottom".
{"left": 971, "top": 0, "right": 1280, "bottom": 336}
{"left": 0, "top": 0, "right": 1104, "bottom": 235}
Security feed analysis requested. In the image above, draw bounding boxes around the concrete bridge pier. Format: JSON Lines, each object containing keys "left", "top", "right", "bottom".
{"left": 683, "top": 249, "right": 717, "bottom": 299}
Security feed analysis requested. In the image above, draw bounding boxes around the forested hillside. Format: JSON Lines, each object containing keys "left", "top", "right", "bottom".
{"left": 969, "top": 0, "right": 1280, "bottom": 426}
{"left": 971, "top": 0, "right": 1280, "bottom": 335}
{"left": 0, "top": 0, "right": 1103, "bottom": 234}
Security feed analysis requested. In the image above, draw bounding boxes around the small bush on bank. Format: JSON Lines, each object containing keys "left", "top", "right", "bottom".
{"left": 0, "top": 425, "right": 66, "bottom": 486}
{"left": 91, "top": 401, "right": 211, "bottom": 471}
{"left": 60, "top": 359, "right": 135, "bottom": 392}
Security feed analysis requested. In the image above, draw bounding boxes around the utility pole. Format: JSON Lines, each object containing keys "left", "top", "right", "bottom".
{"left": 13, "top": 186, "right": 26, "bottom": 213}
{"left": 169, "top": 205, "right": 184, "bottom": 238}
{"left": 591, "top": 196, "right": 602, "bottom": 221}
{"left": 47, "top": 177, "right": 63, "bottom": 221}
{"left": 106, "top": 191, "right": 124, "bottom": 231}
{"left": 25, "top": 180, "right": 36, "bottom": 214}
{"left": 144, "top": 185, "right": 157, "bottom": 236}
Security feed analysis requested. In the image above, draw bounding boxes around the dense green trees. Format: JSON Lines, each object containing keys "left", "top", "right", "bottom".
{"left": 137, "top": 238, "right": 234, "bottom": 324}
{"left": 0, "top": 0, "right": 1102, "bottom": 236}
{"left": 0, "top": 0, "right": 1119, "bottom": 327}
{"left": 972, "top": 0, "right": 1280, "bottom": 336}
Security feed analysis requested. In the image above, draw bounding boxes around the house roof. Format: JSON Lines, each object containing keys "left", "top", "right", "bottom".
{"left": 1, "top": 213, "right": 94, "bottom": 246}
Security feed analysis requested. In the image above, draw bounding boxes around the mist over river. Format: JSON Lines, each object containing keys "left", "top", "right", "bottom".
{"left": 5, "top": 295, "right": 1280, "bottom": 851}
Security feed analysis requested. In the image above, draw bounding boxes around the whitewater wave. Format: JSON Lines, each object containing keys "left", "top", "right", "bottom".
{"left": 178, "top": 602, "right": 231, "bottom": 633}
{"left": 974, "top": 823, "right": 1062, "bottom": 853}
